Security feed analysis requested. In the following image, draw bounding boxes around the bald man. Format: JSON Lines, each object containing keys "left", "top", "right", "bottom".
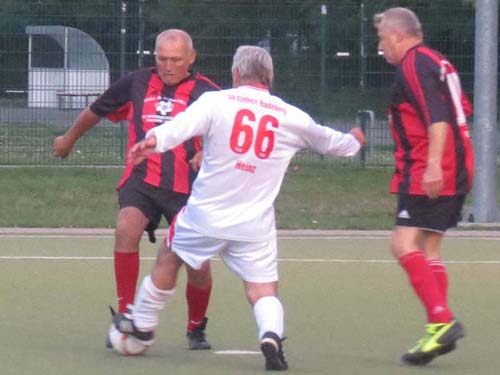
{"left": 53, "top": 29, "right": 220, "bottom": 350}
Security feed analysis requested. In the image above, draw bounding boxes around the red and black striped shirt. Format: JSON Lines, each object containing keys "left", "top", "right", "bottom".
{"left": 90, "top": 68, "right": 219, "bottom": 194}
{"left": 389, "top": 44, "right": 474, "bottom": 196}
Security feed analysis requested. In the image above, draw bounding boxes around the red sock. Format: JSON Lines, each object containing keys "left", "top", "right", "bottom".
{"left": 428, "top": 258, "right": 448, "bottom": 303}
{"left": 399, "top": 251, "right": 452, "bottom": 323}
{"left": 186, "top": 282, "right": 212, "bottom": 332}
{"left": 114, "top": 251, "right": 140, "bottom": 313}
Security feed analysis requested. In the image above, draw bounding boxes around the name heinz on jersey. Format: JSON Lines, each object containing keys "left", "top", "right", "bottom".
{"left": 235, "top": 159, "right": 256, "bottom": 173}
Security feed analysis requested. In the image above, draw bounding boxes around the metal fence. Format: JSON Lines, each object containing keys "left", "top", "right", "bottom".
{"left": 0, "top": 1, "right": 481, "bottom": 166}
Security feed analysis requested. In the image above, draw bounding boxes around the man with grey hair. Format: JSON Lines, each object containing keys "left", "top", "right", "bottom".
{"left": 53, "top": 29, "right": 219, "bottom": 350}
{"left": 232, "top": 45, "right": 274, "bottom": 88}
{"left": 374, "top": 7, "right": 474, "bottom": 366}
{"left": 111, "top": 45, "right": 364, "bottom": 371}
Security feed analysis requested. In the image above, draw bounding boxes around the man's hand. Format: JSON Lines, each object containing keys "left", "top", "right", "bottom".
{"left": 128, "top": 135, "right": 158, "bottom": 165}
{"left": 424, "top": 122, "right": 447, "bottom": 199}
{"left": 189, "top": 150, "right": 203, "bottom": 172}
{"left": 423, "top": 161, "right": 443, "bottom": 199}
{"left": 53, "top": 109, "right": 102, "bottom": 158}
{"left": 53, "top": 136, "right": 76, "bottom": 158}
{"left": 350, "top": 127, "right": 366, "bottom": 146}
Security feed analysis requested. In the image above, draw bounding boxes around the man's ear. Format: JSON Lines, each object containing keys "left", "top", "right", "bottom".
{"left": 232, "top": 68, "right": 240, "bottom": 87}
{"left": 189, "top": 49, "right": 197, "bottom": 65}
{"left": 394, "top": 31, "right": 405, "bottom": 43}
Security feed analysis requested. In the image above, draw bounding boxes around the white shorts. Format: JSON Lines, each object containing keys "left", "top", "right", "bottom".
{"left": 168, "top": 212, "right": 278, "bottom": 283}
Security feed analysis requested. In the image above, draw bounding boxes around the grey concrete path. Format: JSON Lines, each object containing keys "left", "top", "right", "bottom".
{"left": 1, "top": 227, "right": 500, "bottom": 238}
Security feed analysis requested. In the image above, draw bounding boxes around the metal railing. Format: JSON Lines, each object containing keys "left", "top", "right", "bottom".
{"left": 0, "top": 1, "right": 482, "bottom": 166}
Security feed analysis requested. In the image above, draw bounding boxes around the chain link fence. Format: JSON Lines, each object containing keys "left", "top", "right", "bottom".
{"left": 0, "top": 1, "right": 479, "bottom": 166}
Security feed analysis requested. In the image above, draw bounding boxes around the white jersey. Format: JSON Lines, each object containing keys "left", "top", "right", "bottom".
{"left": 147, "top": 85, "right": 360, "bottom": 241}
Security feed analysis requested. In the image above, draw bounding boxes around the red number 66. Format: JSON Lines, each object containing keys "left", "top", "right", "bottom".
{"left": 229, "top": 109, "right": 279, "bottom": 159}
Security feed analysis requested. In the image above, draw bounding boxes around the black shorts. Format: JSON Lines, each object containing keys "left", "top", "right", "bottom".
{"left": 118, "top": 176, "right": 189, "bottom": 242}
{"left": 395, "top": 194, "right": 465, "bottom": 233}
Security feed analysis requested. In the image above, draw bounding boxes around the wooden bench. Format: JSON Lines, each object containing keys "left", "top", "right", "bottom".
{"left": 56, "top": 92, "right": 101, "bottom": 109}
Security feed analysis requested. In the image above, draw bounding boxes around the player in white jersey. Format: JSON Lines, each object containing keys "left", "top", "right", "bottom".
{"left": 111, "top": 45, "right": 365, "bottom": 371}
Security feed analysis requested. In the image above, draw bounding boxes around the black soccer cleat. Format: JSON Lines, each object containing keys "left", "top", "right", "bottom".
{"left": 437, "top": 342, "right": 457, "bottom": 356}
{"left": 109, "top": 305, "right": 155, "bottom": 345}
{"left": 260, "top": 331, "right": 288, "bottom": 371}
{"left": 187, "top": 317, "right": 211, "bottom": 350}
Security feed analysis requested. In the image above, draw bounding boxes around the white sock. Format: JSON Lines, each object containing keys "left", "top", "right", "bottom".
{"left": 253, "top": 296, "right": 284, "bottom": 339}
{"left": 133, "top": 275, "right": 175, "bottom": 331}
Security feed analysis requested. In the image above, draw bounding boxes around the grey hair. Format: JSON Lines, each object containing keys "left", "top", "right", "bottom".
{"left": 373, "top": 7, "right": 423, "bottom": 39}
{"left": 232, "top": 46, "right": 274, "bottom": 87}
{"left": 155, "top": 29, "right": 193, "bottom": 52}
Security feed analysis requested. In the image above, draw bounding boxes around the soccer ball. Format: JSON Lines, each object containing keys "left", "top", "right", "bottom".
{"left": 108, "top": 324, "right": 150, "bottom": 356}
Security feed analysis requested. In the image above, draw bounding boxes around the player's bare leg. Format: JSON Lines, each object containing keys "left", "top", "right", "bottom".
{"left": 106, "top": 207, "right": 149, "bottom": 349}
{"left": 127, "top": 239, "right": 183, "bottom": 335}
{"left": 150, "top": 238, "right": 184, "bottom": 289}
{"left": 109, "top": 239, "right": 181, "bottom": 353}
{"left": 245, "top": 281, "right": 288, "bottom": 371}
{"left": 114, "top": 207, "right": 149, "bottom": 312}
{"left": 392, "top": 227, "right": 462, "bottom": 365}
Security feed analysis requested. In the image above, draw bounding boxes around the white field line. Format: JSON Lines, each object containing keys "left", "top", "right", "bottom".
{"left": 213, "top": 350, "right": 260, "bottom": 355}
{"left": 0, "top": 256, "right": 499, "bottom": 264}
{"left": 1, "top": 231, "right": 499, "bottom": 263}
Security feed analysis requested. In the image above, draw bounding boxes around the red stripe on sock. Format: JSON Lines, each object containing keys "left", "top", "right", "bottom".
{"left": 428, "top": 259, "right": 448, "bottom": 304}
{"left": 399, "top": 251, "right": 452, "bottom": 323}
{"left": 114, "top": 251, "right": 140, "bottom": 313}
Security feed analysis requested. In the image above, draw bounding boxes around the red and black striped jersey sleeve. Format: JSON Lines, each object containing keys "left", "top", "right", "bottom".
{"left": 402, "top": 47, "right": 455, "bottom": 128}
{"left": 89, "top": 70, "right": 143, "bottom": 122}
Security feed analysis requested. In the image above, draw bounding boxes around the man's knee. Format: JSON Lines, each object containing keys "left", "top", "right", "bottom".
{"left": 155, "top": 240, "right": 184, "bottom": 271}
{"left": 115, "top": 207, "right": 149, "bottom": 251}
{"left": 391, "top": 227, "right": 420, "bottom": 258}
{"left": 245, "top": 282, "right": 278, "bottom": 306}
{"left": 150, "top": 241, "right": 183, "bottom": 290}
{"left": 186, "top": 261, "right": 212, "bottom": 288}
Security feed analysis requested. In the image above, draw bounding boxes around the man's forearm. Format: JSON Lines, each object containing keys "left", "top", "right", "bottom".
{"left": 427, "top": 121, "right": 448, "bottom": 165}
{"left": 64, "top": 107, "right": 102, "bottom": 142}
